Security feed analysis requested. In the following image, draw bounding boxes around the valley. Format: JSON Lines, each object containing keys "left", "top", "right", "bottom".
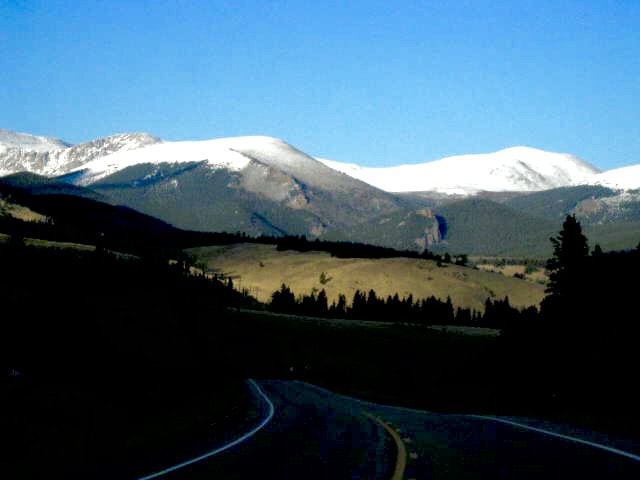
{"left": 6, "top": 3, "right": 640, "bottom": 477}
{"left": 1, "top": 128, "right": 640, "bottom": 478}
{"left": 188, "top": 243, "right": 545, "bottom": 311}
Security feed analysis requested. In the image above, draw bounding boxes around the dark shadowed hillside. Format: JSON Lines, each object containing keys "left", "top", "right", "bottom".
{"left": 433, "top": 198, "right": 557, "bottom": 257}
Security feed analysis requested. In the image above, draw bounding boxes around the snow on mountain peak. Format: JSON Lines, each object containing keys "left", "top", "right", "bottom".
{"left": 66, "top": 138, "right": 251, "bottom": 185}
{"left": 68, "top": 135, "right": 360, "bottom": 190}
{"left": 0, "top": 129, "right": 70, "bottom": 152}
{"left": 0, "top": 130, "right": 163, "bottom": 177}
{"left": 586, "top": 164, "right": 640, "bottom": 191}
{"left": 4, "top": 129, "right": 629, "bottom": 195}
{"left": 319, "top": 146, "right": 602, "bottom": 194}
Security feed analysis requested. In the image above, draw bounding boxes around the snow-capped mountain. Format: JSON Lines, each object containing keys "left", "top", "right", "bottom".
{"left": 319, "top": 146, "right": 602, "bottom": 194}
{"left": 60, "top": 135, "right": 424, "bottom": 245}
{"left": 0, "top": 130, "right": 161, "bottom": 177}
{"left": 0, "top": 129, "right": 70, "bottom": 152}
{"left": 0, "top": 129, "right": 612, "bottom": 195}
{"left": 66, "top": 135, "right": 367, "bottom": 194}
{"left": 2, "top": 127, "right": 639, "bottom": 254}
{"left": 586, "top": 164, "right": 640, "bottom": 191}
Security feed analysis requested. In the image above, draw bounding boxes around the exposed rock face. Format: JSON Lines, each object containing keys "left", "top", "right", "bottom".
{"left": 0, "top": 130, "right": 446, "bottom": 251}
{"left": 0, "top": 132, "right": 161, "bottom": 177}
{"left": 0, "top": 129, "right": 69, "bottom": 151}
{"left": 573, "top": 191, "right": 640, "bottom": 223}
{"left": 239, "top": 159, "right": 310, "bottom": 209}
{"left": 413, "top": 209, "right": 442, "bottom": 250}
{"left": 424, "top": 218, "right": 442, "bottom": 247}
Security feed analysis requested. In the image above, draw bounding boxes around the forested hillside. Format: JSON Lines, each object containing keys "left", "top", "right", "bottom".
{"left": 432, "top": 198, "right": 557, "bottom": 257}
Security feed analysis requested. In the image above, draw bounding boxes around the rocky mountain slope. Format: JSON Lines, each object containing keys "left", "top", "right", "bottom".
{"left": 0, "top": 130, "right": 161, "bottom": 177}
{"left": 2, "top": 128, "right": 638, "bottom": 255}
{"left": 0, "top": 130, "right": 442, "bottom": 249}
{"left": 0, "top": 129, "right": 70, "bottom": 152}
{"left": 49, "top": 135, "right": 435, "bottom": 248}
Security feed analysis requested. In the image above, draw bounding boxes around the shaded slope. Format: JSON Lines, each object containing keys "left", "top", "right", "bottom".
{"left": 0, "top": 172, "right": 106, "bottom": 200}
{"left": 434, "top": 199, "right": 557, "bottom": 257}
{"left": 0, "top": 172, "right": 189, "bottom": 252}
{"left": 89, "top": 162, "right": 327, "bottom": 237}
{"left": 503, "top": 185, "right": 617, "bottom": 224}
{"left": 85, "top": 157, "right": 436, "bottom": 250}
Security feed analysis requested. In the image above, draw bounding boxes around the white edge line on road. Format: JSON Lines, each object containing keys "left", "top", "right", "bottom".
{"left": 293, "top": 381, "right": 640, "bottom": 463}
{"left": 469, "top": 415, "right": 640, "bottom": 462}
{"left": 137, "top": 379, "right": 275, "bottom": 479}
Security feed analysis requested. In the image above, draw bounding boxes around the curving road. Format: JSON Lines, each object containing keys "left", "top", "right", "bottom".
{"left": 139, "top": 380, "right": 640, "bottom": 479}
{"left": 140, "top": 379, "right": 393, "bottom": 479}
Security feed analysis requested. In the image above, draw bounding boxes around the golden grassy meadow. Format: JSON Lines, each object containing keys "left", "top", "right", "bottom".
{"left": 189, "top": 244, "right": 546, "bottom": 312}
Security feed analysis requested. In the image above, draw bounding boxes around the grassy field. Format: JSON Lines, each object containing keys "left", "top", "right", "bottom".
{"left": 474, "top": 262, "right": 548, "bottom": 284}
{"left": 0, "top": 232, "right": 96, "bottom": 251}
{"left": 0, "top": 199, "right": 48, "bottom": 223}
{"left": 188, "top": 243, "right": 546, "bottom": 311}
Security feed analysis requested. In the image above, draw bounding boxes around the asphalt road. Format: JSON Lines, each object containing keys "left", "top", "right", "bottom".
{"left": 141, "top": 380, "right": 393, "bottom": 479}
{"left": 139, "top": 380, "right": 640, "bottom": 479}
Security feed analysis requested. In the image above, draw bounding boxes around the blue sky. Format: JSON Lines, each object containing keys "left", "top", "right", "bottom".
{"left": 1, "top": 1, "right": 639, "bottom": 169}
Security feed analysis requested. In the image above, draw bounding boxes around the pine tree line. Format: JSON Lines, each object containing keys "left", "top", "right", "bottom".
{"left": 269, "top": 283, "right": 531, "bottom": 328}
{"left": 274, "top": 234, "right": 468, "bottom": 264}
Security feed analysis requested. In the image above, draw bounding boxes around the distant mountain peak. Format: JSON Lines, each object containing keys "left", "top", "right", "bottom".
{"left": 319, "top": 147, "right": 602, "bottom": 194}
{"left": 65, "top": 135, "right": 372, "bottom": 194}
{"left": 497, "top": 145, "right": 554, "bottom": 154}
{"left": 0, "top": 131, "right": 163, "bottom": 177}
{"left": 0, "top": 129, "right": 70, "bottom": 152}
{"left": 586, "top": 164, "right": 640, "bottom": 191}
{"left": 80, "top": 132, "right": 162, "bottom": 145}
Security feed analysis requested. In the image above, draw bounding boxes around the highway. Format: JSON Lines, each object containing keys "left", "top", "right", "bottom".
{"left": 137, "top": 380, "right": 640, "bottom": 479}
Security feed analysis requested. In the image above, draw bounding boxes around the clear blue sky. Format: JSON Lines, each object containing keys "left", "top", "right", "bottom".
{"left": 1, "top": 1, "right": 639, "bottom": 169}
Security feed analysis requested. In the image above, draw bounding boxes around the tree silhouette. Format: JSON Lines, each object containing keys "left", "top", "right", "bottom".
{"left": 316, "top": 289, "right": 328, "bottom": 316}
{"left": 270, "top": 283, "right": 296, "bottom": 313}
{"left": 329, "top": 294, "right": 347, "bottom": 318}
{"left": 545, "top": 214, "right": 589, "bottom": 300}
{"left": 351, "top": 290, "right": 367, "bottom": 319}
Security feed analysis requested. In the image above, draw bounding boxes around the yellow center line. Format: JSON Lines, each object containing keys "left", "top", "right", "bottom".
{"left": 363, "top": 412, "right": 407, "bottom": 480}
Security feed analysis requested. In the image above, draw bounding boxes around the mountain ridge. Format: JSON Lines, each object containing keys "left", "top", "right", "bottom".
{"left": 2, "top": 128, "right": 639, "bottom": 256}
{"left": 586, "top": 164, "right": 640, "bottom": 191}
{"left": 319, "top": 146, "right": 603, "bottom": 194}
{"left": 0, "top": 129, "right": 70, "bottom": 152}
{"left": 4, "top": 129, "right": 638, "bottom": 194}
{"left": 0, "top": 130, "right": 161, "bottom": 177}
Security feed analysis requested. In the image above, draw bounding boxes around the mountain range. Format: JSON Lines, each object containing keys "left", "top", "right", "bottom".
{"left": 1, "top": 128, "right": 639, "bottom": 256}
{"left": 319, "top": 146, "right": 603, "bottom": 195}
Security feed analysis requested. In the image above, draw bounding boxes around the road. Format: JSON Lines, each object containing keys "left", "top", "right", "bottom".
{"left": 137, "top": 380, "right": 640, "bottom": 479}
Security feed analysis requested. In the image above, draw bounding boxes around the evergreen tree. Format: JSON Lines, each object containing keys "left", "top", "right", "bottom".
{"left": 329, "top": 294, "right": 347, "bottom": 318}
{"left": 351, "top": 290, "right": 367, "bottom": 319}
{"left": 545, "top": 214, "right": 589, "bottom": 300}
{"left": 301, "top": 291, "right": 317, "bottom": 315}
{"left": 443, "top": 296, "right": 454, "bottom": 325}
{"left": 366, "top": 289, "right": 382, "bottom": 320}
{"left": 270, "top": 283, "right": 296, "bottom": 313}
{"left": 455, "top": 307, "right": 472, "bottom": 326}
{"left": 316, "top": 289, "right": 328, "bottom": 316}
